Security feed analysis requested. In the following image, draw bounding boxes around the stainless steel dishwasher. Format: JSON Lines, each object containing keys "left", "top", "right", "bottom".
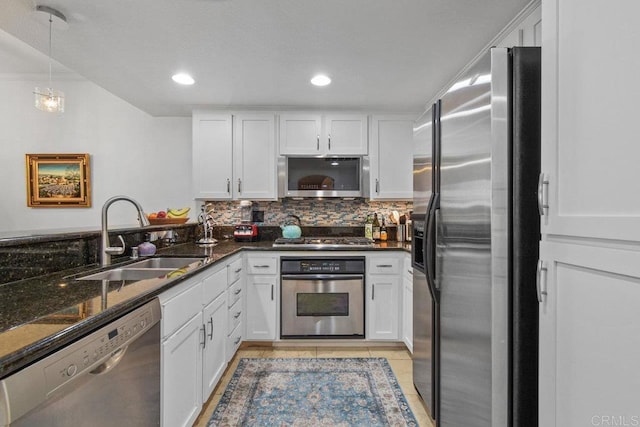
{"left": 0, "top": 299, "right": 161, "bottom": 426}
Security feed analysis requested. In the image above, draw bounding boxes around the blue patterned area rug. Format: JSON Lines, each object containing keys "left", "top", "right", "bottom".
{"left": 207, "top": 357, "right": 418, "bottom": 426}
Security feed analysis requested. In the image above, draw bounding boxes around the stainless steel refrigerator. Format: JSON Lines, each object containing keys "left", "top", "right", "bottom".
{"left": 412, "top": 47, "right": 540, "bottom": 427}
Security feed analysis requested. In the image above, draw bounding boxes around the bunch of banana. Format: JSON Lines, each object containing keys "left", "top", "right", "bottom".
{"left": 167, "top": 207, "right": 191, "bottom": 218}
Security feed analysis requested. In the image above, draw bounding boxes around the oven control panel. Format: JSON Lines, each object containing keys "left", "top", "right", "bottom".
{"left": 281, "top": 257, "right": 365, "bottom": 274}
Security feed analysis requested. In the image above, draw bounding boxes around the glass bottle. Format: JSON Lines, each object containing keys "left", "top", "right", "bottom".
{"left": 380, "top": 218, "right": 388, "bottom": 241}
{"left": 364, "top": 214, "right": 373, "bottom": 240}
{"left": 372, "top": 213, "right": 381, "bottom": 241}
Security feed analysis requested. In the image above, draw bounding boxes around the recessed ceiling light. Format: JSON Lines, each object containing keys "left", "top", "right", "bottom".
{"left": 172, "top": 73, "right": 195, "bottom": 85}
{"left": 311, "top": 74, "right": 331, "bottom": 86}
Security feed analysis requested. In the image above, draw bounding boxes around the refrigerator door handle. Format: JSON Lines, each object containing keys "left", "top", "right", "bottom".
{"left": 426, "top": 193, "right": 440, "bottom": 294}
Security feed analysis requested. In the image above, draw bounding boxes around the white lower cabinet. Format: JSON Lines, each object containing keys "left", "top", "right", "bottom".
{"left": 245, "top": 275, "right": 277, "bottom": 340}
{"left": 202, "top": 293, "right": 227, "bottom": 399}
{"left": 226, "top": 257, "right": 244, "bottom": 360}
{"left": 162, "top": 312, "right": 203, "bottom": 427}
{"left": 539, "top": 241, "right": 640, "bottom": 427}
{"left": 245, "top": 255, "right": 278, "bottom": 340}
{"left": 402, "top": 254, "right": 413, "bottom": 352}
{"left": 160, "top": 264, "right": 228, "bottom": 427}
{"left": 366, "top": 254, "right": 402, "bottom": 340}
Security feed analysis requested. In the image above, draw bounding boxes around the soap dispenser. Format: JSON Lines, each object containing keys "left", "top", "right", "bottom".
{"left": 137, "top": 234, "right": 156, "bottom": 256}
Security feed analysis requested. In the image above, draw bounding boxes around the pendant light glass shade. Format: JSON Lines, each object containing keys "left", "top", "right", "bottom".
{"left": 33, "top": 6, "right": 67, "bottom": 113}
{"left": 34, "top": 87, "right": 64, "bottom": 113}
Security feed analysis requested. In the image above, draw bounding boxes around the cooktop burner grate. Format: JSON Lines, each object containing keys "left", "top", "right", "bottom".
{"left": 273, "top": 236, "right": 374, "bottom": 248}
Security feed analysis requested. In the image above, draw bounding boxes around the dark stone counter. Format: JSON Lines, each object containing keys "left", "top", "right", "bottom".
{"left": 0, "top": 238, "right": 410, "bottom": 379}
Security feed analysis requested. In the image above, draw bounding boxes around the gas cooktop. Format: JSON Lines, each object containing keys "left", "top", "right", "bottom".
{"left": 272, "top": 236, "right": 374, "bottom": 248}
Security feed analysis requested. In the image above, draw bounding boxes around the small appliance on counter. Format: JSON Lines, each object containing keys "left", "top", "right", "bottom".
{"left": 234, "top": 201, "right": 259, "bottom": 241}
{"left": 234, "top": 223, "right": 259, "bottom": 241}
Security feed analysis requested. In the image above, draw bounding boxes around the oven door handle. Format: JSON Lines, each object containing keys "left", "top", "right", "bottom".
{"left": 281, "top": 274, "right": 364, "bottom": 281}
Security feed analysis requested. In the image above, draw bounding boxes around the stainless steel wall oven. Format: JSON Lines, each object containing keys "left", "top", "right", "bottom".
{"left": 280, "top": 257, "right": 365, "bottom": 338}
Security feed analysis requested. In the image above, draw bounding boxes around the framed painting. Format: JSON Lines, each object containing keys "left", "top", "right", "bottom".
{"left": 26, "top": 153, "right": 91, "bottom": 207}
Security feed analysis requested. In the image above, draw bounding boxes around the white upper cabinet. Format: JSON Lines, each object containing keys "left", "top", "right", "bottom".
{"left": 369, "top": 115, "right": 414, "bottom": 200}
{"left": 233, "top": 114, "right": 277, "bottom": 200}
{"left": 279, "top": 113, "right": 367, "bottom": 155}
{"left": 192, "top": 113, "right": 233, "bottom": 200}
{"left": 278, "top": 114, "right": 322, "bottom": 155}
{"left": 324, "top": 114, "right": 368, "bottom": 155}
{"left": 540, "top": 0, "right": 640, "bottom": 242}
{"left": 497, "top": 4, "right": 541, "bottom": 47}
{"left": 192, "top": 112, "right": 277, "bottom": 200}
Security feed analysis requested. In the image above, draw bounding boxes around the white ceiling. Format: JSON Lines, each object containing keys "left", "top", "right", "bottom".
{"left": 0, "top": 0, "right": 532, "bottom": 117}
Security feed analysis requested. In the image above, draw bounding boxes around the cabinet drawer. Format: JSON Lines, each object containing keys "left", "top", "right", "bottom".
{"left": 228, "top": 258, "right": 243, "bottom": 284}
{"left": 161, "top": 282, "right": 202, "bottom": 338}
{"left": 227, "top": 299, "right": 243, "bottom": 335}
{"left": 368, "top": 257, "right": 400, "bottom": 275}
{"left": 246, "top": 257, "right": 277, "bottom": 275}
{"left": 202, "top": 267, "right": 227, "bottom": 305}
{"left": 227, "top": 279, "right": 243, "bottom": 308}
{"left": 227, "top": 323, "right": 243, "bottom": 355}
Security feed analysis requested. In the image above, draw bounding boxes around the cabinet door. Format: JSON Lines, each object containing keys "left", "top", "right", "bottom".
{"left": 538, "top": 241, "right": 640, "bottom": 427}
{"left": 245, "top": 275, "right": 277, "bottom": 340}
{"left": 540, "top": 0, "right": 640, "bottom": 242}
{"left": 403, "top": 256, "right": 414, "bottom": 352}
{"left": 367, "top": 275, "right": 400, "bottom": 340}
{"left": 192, "top": 113, "right": 233, "bottom": 199}
{"left": 162, "top": 314, "right": 203, "bottom": 427}
{"left": 202, "top": 293, "right": 227, "bottom": 400}
{"left": 369, "top": 115, "right": 414, "bottom": 200}
{"left": 496, "top": 5, "right": 541, "bottom": 47}
{"left": 279, "top": 114, "right": 322, "bottom": 155}
{"left": 233, "top": 114, "right": 277, "bottom": 200}
{"left": 324, "top": 114, "right": 368, "bottom": 155}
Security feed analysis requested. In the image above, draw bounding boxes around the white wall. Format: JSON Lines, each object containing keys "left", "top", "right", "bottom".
{"left": 0, "top": 76, "right": 192, "bottom": 234}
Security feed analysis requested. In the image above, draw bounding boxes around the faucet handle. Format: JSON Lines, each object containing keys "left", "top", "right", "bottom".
{"left": 105, "top": 234, "right": 126, "bottom": 255}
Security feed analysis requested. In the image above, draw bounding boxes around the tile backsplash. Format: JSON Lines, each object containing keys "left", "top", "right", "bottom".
{"left": 202, "top": 199, "right": 413, "bottom": 226}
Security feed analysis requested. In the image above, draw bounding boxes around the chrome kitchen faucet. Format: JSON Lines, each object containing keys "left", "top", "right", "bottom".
{"left": 101, "top": 195, "right": 150, "bottom": 266}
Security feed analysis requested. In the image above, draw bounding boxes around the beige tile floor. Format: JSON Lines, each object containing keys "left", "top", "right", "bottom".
{"left": 194, "top": 346, "right": 435, "bottom": 427}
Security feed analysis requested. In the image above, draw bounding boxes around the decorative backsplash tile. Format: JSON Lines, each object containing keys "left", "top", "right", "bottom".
{"left": 201, "top": 199, "right": 413, "bottom": 226}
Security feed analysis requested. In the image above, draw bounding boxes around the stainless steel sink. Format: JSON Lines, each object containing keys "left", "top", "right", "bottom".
{"left": 78, "top": 268, "right": 175, "bottom": 281}
{"left": 124, "top": 257, "right": 207, "bottom": 270}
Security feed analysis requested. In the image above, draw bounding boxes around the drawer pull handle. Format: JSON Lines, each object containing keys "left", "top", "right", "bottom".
{"left": 207, "top": 317, "right": 214, "bottom": 340}
{"left": 372, "top": 284, "right": 375, "bottom": 300}
{"left": 254, "top": 265, "right": 270, "bottom": 268}
{"left": 234, "top": 311, "right": 242, "bottom": 319}
{"left": 376, "top": 264, "right": 393, "bottom": 268}
{"left": 234, "top": 336, "right": 241, "bottom": 345}
{"left": 234, "top": 268, "right": 242, "bottom": 273}
{"left": 407, "top": 269, "right": 413, "bottom": 275}
{"left": 271, "top": 284, "right": 274, "bottom": 301}
{"left": 200, "top": 325, "right": 206, "bottom": 349}
{"left": 234, "top": 289, "right": 242, "bottom": 295}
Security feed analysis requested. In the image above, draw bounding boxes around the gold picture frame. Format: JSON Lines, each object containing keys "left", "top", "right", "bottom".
{"left": 26, "top": 153, "right": 91, "bottom": 207}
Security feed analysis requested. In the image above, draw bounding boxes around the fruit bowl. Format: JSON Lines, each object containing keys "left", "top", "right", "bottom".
{"left": 148, "top": 217, "right": 189, "bottom": 225}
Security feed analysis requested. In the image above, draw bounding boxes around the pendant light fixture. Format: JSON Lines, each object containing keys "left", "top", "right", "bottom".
{"left": 33, "top": 5, "right": 67, "bottom": 113}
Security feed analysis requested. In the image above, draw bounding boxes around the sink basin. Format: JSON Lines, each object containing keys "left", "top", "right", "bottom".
{"left": 124, "top": 257, "right": 207, "bottom": 270}
{"left": 78, "top": 268, "right": 175, "bottom": 281}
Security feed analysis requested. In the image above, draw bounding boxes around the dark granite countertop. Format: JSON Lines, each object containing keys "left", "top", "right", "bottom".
{"left": 0, "top": 239, "right": 410, "bottom": 379}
